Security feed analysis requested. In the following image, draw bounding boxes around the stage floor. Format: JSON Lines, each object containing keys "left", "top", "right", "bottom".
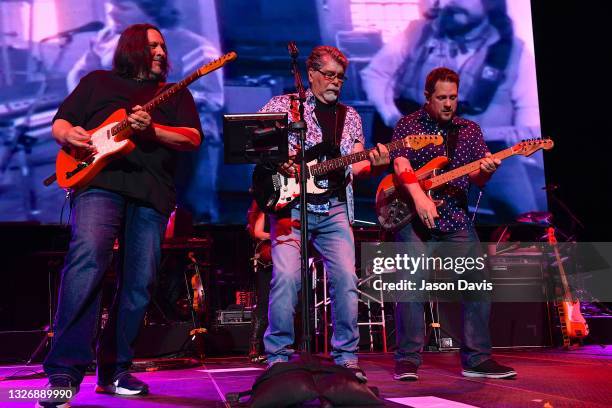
{"left": 1, "top": 346, "right": 610, "bottom": 407}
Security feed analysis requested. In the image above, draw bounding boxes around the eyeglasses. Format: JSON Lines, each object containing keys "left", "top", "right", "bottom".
{"left": 315, "top": 69, "right": 347, "bottom": 83}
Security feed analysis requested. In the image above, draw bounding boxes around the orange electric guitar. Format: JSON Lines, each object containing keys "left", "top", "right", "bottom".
{"left": 547, "top": 227, "right": 589, "bottom": 348}
{"left": 45, "top": 51, "right": 237, "bottom": 189}
{"left": 375, "top": 138, "right": 554, "bottom": 231}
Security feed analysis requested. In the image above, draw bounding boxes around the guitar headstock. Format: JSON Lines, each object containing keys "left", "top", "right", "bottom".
{"left": 513, "top": 138, "right": 554, "bottom": 157}
{"left": 404, "top": 134, "right": 444, "bottom": 150}
{"left": 196, "top": 51, "right": 238, "bottom": 77}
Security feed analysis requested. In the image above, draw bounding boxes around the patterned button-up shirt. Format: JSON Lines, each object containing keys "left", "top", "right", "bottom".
{"left": 391, "top": 108, "right": 489, "bottom": 233}
{"left": 259, "top": 89, "right": 365, "bottom": 223}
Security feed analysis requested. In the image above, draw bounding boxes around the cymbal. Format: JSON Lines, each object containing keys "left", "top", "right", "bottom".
{"left": 516, "top": 211, "right": 553, "bottom": 225}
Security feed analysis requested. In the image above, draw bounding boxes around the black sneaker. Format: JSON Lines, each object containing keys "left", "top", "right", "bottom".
{"left": 393, "top": 360, "right": 419, "bottom": 381}
{"left": 36, "top": 375, "right": 79, "bottom": 408}
{"left": 342, "top": 361, "right": 368, "bottom": 383}
{"left": 462, "top": 359, "right": 517, "bottom": 379}
{"left": 95, "top": 373, "right": 149, "bottom": 396}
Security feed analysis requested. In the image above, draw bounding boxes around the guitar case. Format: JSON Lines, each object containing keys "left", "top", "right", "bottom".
{"left": 225, "top": 353, "right": 382, "bottom": 407}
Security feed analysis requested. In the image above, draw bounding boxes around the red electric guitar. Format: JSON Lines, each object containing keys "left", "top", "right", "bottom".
{"left": 375, "top": 138, "right": 554, "bottom": 231}
{"left": 547, "top": 227, "right": 589, "bottom": 348}
{"left": 46, "top": 51, "right": 237, "bottom": 189}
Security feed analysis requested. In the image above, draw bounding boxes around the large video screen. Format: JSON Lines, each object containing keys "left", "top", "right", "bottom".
{"left": 0, "top": 0, "right": 545, "bottom": 225}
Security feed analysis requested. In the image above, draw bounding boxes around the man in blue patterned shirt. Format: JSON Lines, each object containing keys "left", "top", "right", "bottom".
{"left": 391, "top": 67, "right": 517, "bottom": 381}
{"left": 259, "top": 46, "right": 389, "bottom": 382}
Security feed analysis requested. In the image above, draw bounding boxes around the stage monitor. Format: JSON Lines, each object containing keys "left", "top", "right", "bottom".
{"left": 223, "top": 112, "right": 289, "bottom": 164}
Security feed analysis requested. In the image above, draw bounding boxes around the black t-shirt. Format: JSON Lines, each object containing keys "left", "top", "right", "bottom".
{"left": 53, "top": 70, "right": 203, "bottom": 216}
{"left": 313, "top": 98, "right": 345, "bottom": 201}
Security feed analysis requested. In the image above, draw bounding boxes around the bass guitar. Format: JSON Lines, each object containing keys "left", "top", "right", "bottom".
{"left": 375, "top": 138, "right": 554, "bottom": 231}
{"left": 47, "top": 51, "right": 237, "bottom": 189}
{"left": 251, "top": 134, "right": 443, "bottom": 213}
{"left": 547, "top": 227, "right": 589, "bottom": 348}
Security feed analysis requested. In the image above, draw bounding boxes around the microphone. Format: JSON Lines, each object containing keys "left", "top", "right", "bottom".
{"left": 41, "top": 21, "right": 104, "bottom": 42}
{"left": 287, "top": 41, "right": 299, "bottom": 58}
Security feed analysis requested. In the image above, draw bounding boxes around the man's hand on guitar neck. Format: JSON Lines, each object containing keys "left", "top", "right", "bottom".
{"left": 353, "top": 142, "right": 390, "bottom": 178}
{"left": 470, "top": 152, "right": 501, "bottom": 188}
{"left": 128, "top": 105, "right": 152, "bottom": 132}
{"left": 131, "top": 105, "right": 201, "bottom": 151}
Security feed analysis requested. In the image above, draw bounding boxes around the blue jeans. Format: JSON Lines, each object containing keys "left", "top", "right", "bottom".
{"left": 264, "top": 199, "right": 359, "bottom": 365}
{"left": 394, "top": 223, "right": 492, "bottom": 369}
{"left": 43, "top": 188, "right": 168, "bottom": 384}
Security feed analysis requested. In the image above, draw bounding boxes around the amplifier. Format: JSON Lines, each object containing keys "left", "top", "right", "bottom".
{"left": 434, "top": 254, "right": 553, "bottom": 348}
{"left": 489, "top": 254, "right": 543, "bottom": 268}
{"left": 489, "top": 254, "right": 549, "bottom": 302}
{"left": 216, "top": 308, "right": 252, "bottom": 325}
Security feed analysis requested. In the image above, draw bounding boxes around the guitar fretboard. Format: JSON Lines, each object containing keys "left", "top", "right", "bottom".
{"left": 310, "top": 136, "right": 443, "bottom": 176}
{"left": 110, "top": 52, "right": 236, "bottom": 137}
{"left": 309, "top": 139, "right": 404, "bottom": 176}
{"left": 425, "top": 147, "right": 515, "bottom": 189}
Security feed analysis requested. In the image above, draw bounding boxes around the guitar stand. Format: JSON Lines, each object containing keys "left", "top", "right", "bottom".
{"left": 181, "top": 252, "right": 207, "bottom": 361}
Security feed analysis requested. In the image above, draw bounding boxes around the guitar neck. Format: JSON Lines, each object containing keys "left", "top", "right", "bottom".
{"left": 110, "top": 73, "right": 199, "bottom": 136}
{"left": 143, "top": 71, "right": 201, "bottom": 113}
{"left": 426, "top": 147, "right": 515, "bottom": 189}
{"left": 310, "top": 139, "right": 406, "bottom": 176}
{"left": 108, "top": 51, "right": 236, "bottom": 138}
{"left": 552, "top": 244, "right": 573, "bottom": 303}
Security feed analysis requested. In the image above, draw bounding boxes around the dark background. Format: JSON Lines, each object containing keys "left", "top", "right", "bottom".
{"left": 531, "top": 1, "right": 609, "bottom": 241}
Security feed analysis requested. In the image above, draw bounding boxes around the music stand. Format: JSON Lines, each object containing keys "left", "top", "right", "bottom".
{"left": 223, "top": 112, "right": 289, "bottom": 165}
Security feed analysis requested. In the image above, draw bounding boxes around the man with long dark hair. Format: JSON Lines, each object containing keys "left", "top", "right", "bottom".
{"left": 38, "top": 23, "right": 202, "bottom": 407}
{"left": 67, "top": 0, "right": 224, "bottom": 223}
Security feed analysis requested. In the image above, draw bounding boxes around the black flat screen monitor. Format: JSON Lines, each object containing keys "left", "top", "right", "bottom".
{"left": 223, "top": 112, "right": 289, "bottom": 164}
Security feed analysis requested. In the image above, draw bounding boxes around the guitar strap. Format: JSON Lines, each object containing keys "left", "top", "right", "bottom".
{"left": 289, "top": 97, "right": 301, "bottom": 123}
{"left": 333, "top": 103, "right": 348, "bottom": 149}
{"left": 333, "top": 103, "right": 350, "bottom": 194}
{"left": 289, "top": 97, "right": 348, "bottom": 148}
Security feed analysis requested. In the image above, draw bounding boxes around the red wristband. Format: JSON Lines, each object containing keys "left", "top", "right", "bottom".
{"left": 398, "top": 170, "right": 418, "bottom": 184}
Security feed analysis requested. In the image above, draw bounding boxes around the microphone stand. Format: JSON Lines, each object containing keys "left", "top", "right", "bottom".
{"left": 288, "top": 41, "right": 312, "bottom": 353}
